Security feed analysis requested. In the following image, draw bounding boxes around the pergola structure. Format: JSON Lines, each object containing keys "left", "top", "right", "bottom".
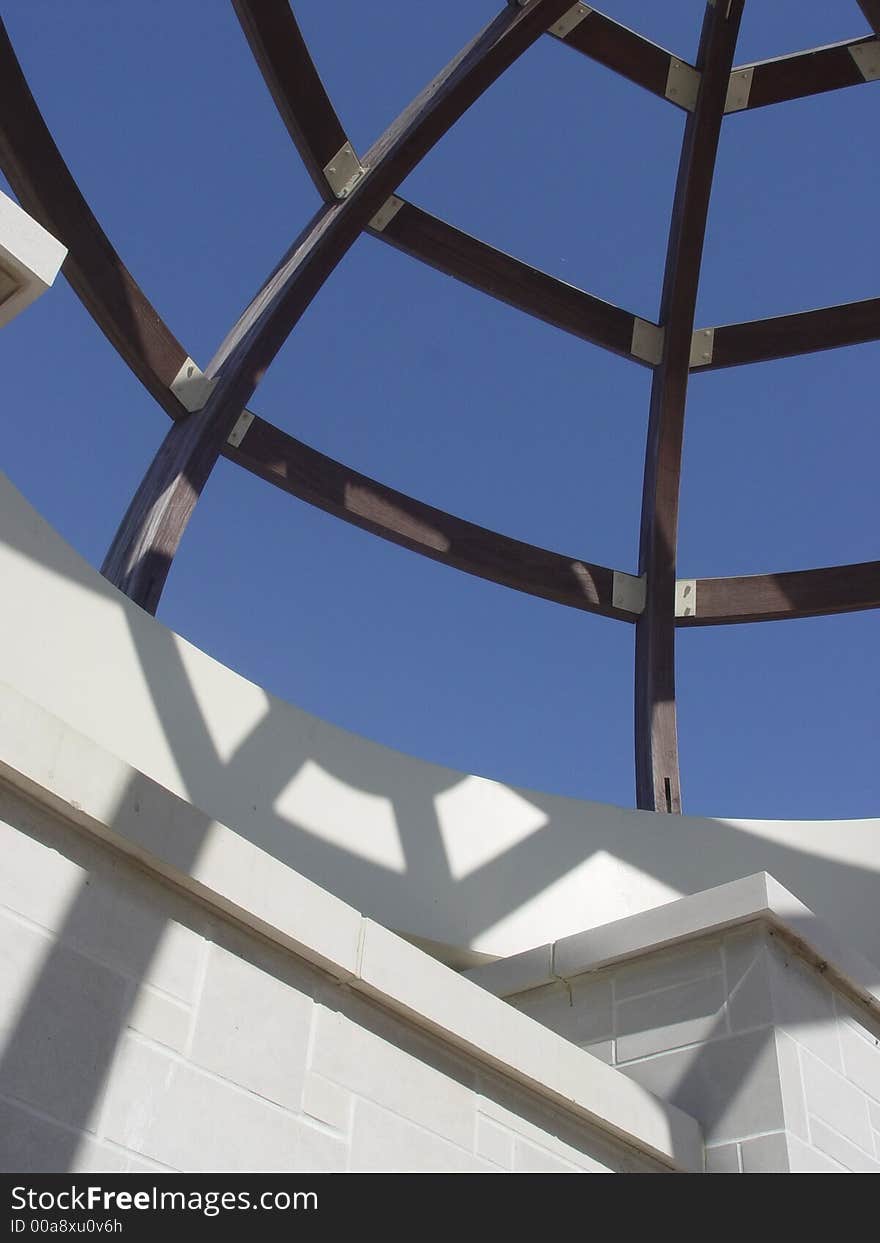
{"left": 1, "top": 0, "right": 878, "bottom": 814}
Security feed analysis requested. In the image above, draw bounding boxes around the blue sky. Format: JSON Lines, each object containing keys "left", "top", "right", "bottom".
{"left": 2, "top": 1, "right": 878, "bottom": 818}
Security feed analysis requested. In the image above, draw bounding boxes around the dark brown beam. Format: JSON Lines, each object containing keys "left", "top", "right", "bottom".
{"left": 857, "top": 2, "right": 880, "bottom": 37}
{"left": 226, "top": 417, "right": 632, "bottom": 620}
{"left": 677, "top": 562, "right": 880, "bottom": 626}
{"left": 635, "top": 0, "right": 744, "bottom": 814}
{"left": 102, "top": 0, "right": 575, "bottom": 613}
{"left": 369, "top": 200, "right": 640, "bottom": 362}
{"left": 232, "top": 0, "right": 345, "bottom": 201}
{"left": 694, "top": 298, "right": 880, "bottom": 371}
{"left": 733, "top": 36, "right": 879, "bottom": 111}
{"left": 0, "top": 21, "right": 187, "bottom": 419}
{"left": 552, "top": 7, "right": 689, "bottom": 107}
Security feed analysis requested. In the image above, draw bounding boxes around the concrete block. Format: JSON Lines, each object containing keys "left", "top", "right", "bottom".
{"left": 0, "top": 1098, "right": 118, "bottom": 1174}
{"left": 349, "top": 1099, "right": 490, "bottom": 1173}
{"left": 513, "top": 1139, "right": 584, "bottom": 1173}
{"left": 310, "top": 998, "right": 477, "bottom": 1150}
{"left": 739, "top": 1132, "right": 790, "bottom": 1173}
{"left": 766, "top": 943, "right": 842, "bottom": 1070}
{"left": 809, "top": 1118, "right": 880, "bottom": 1173}
{"left": 582, "top": 1039, "right": 614, "bottom": 1064}
{"left": 621, "top": 1028, "right": 783, "bottom": 1145}
{"left": 101, "top": 1035, "right": 346, "bottom": 1172}
{"left": 839, "top": 1020, "right": 880, "bottom": 1105}
{"left": 615, "top": 974, "right": 727, "bottom": 1063}
{"left": 800, "top": 1049, "right": 873, "bottom": 1152}
{"left": 705, "top": 1143, "right": 739, "bottom": 1173}
{"left": 869, "top": 1098, "right": 880, "bottom": 1135}
{"left": 301, "top": 1074, "right": 352, "bottom": 1134}
{"left": 612, "top": 940, "right": 723, "bottom": 1002}
{"left": 727, "top": 949, "right": 774, "bottom": 1035}
{"left": 0, "top": 809, "right": 85, "bottom": 932}
{"left": 475, "top": 1116, "right": 514, "bottom": 1168}
{"left": 0, "top": 919, "right": 129, "bottom": 1130}
{"left": 510, "top": 976, "right": 612, "bottom": 1047}
{"left": 786, "top": 1134, "right": 845, "bottom": 1173}
{"left": 126, "top": 985, "right": 190, "bottom": 1053}
{"left": 774, "top": 1030, "right": 809, "bottom": 1142}
{"left": 723, "top": 925, "right": 767, "bottom": 992}
{"left": 466, "top": 944, "right": 554, "bottom": 998}
{"left": 190, "top": 941, "right": 313, "bottom": 1112}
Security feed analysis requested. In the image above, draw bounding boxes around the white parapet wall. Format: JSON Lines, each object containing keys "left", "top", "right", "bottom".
{"left": 0, "top": 684, "right": 699, "bottom": 1174}
{"left": 1, "top": 470, "right": 879, "bottom": 965}
{"left": 467, "top": 875, "right": 880, "bottom": 1173}
{"left": 0, "top": 191, "right": 66, "bottom": 329}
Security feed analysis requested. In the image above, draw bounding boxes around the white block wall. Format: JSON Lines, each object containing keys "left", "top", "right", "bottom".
{"left": 504, "top": 927, "right": 880, "bottom": 1172}
{"left": 0, "top": 782, "right": 664, "bottom": 1174}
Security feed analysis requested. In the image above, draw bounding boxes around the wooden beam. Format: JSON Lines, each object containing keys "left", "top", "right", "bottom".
{"left": 226, "top": 417, "right": 632, "bottom": 620}
{"left": 369, "top": 200, "right": 641, "bottom": 362}
{"left": 102, "top": 0, "right": 576, "bottom": 613}
{"left": 732, "top": 36, "right": 879, "bottom": 112}
{"left": 635, "top": 0, "right": 744, "bottom": 814}
{"left": 694, "top": 298, "right": 880, "bottom": 370}
{"left": 552, "top": 7, "right": 691, "bottom": 108}
{"left": 857, "top": 2, "right": 880, "bottom": 37}
{"left": 232, "top": 0, "right": 345, "bottom": 201}
{"left": 0, "top": 21, "right": 188, "bottom": 419}
{"left": 677, "top": 562, "right": 880, "bottom": 627}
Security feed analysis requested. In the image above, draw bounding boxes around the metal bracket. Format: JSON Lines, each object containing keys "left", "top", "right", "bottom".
{"left": 675, "top": 579, "right": 697, "bottom": 618}
{"left": 323, "top": 141, "right": 366, "bottom": 199}
{"left": 630, "top": 318, "right": 664, "bottom": 366}
{"left": 226, "top": 409, "right": 254, "bottom": 449}
{"left": 724, "top": 66, "right": 754, "bottom": 113}
{"left": 689, "top": 327, "right": 714, "bottom": 368}
{"left": 548, "top": 3, "right": 591, "bottom": 39}
{"left": 369, "top": 195, "right": 405, "bottom": 232}
{"left": 612, "top": 571, "right": 647, "bottom": 616}
{"left": 849, "top": 40, "right": 880, "bottom": 82}
{"left": 665, "top": 58, "right": 700, "bottom": 111}
{"left": 170, "top": 358, "right": 216, "bottom": 413}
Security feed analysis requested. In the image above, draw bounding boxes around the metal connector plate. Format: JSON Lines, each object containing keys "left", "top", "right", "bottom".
{"left": 675, "top": 579, "right": 697, "bottom": 618}
{"left": 612, "top": 571, "right": 647, "bottom": 616}
{"left": 665, "top": 58, "right": 700, "bottom": 111}
{"left": 323, "top": 142, "right": 366, "bottom": 199}
{"left": 171, "top": 358, "right": 216, "bottom": 413}
{"left": 724, "top": 66, "right": 754, "bottom": 113}
{"left": 227, "top": 410, "right": 255, "bottom": 449}
{"left": 549, "top": 3, "right": 591, "bottom": 39}
{"left": 631, "top": 318, "right": 664, "bottom": 366}
{"left": 369, "top": 195, "right": 405, "bottom": 232}
{"left": 849, "top": 40, "right": 880, "bottom": 82}
{"left": 689, "top": 328, "right": 714, "bottom": 369}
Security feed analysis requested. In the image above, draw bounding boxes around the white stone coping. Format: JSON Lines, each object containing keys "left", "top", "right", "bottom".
{"left": 0, "top": 681, "right": 702, "bottom": 1172}
{"left": 465, "top": 872, "right": 880, "bottom": 1023}
{"left": 0, "top": 191, "right": 67, "bottom": 329}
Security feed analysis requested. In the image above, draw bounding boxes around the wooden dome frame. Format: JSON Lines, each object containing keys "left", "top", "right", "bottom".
{"left": 2, "top": 0, "right": 878, "bottom": 813}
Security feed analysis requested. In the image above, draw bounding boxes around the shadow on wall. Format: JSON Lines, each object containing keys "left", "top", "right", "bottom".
{"left": 0, "top": 471, "right": 879, "bottom": 1170}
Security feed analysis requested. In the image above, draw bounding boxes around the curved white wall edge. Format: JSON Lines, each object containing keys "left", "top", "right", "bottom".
{"left": 1, "top": 470, "right": 879, "bottom": 964}
{"left": 0, "top": 683, "right": 702, "bottom": 1171}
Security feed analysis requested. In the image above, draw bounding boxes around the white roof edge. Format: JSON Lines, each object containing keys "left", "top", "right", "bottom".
{"left": 465, "top": 871, "right": 880, "bottom": 1021}
{"left": 0, "top": 680, "right": 703, "bottom": 1172}
{"left": 0, "top": 190, "right": 67, "bottom": 329}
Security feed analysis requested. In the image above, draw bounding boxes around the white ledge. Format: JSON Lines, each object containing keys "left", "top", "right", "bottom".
{"left": 0, "top": 191, "right": 67, "bottom": 329}
{"left": 0, "top": 680, "right": 703, "bottom": 1173}
{"left": 465, "top": 872, "right": 880, "bottom": 1024}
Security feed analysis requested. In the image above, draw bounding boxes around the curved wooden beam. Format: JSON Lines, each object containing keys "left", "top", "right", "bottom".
{"left": 676, "top": 562, "right": 880, "bottom": 627}
{"left": 635, "top": 0, "right": 744, "bottom": 814}
{"left": 731, "top": 35, "right": 880, "bottom": 112}
{"left": 101, "top": 0, "right": 576, "bottom": 613}
{"left": 228, "top": 416, "right": 633, "bottom": 620}
{"left": 0, "top": 21, "right": 188, "bottom": 419}
{"left": 693, "top": 297, "right": 880, "bottom": 371}
{"left": 237, "top": 1, "right": 656, "bottom": 364}
{"left": 858, "top": 2, "right": 880, "bottom": 37}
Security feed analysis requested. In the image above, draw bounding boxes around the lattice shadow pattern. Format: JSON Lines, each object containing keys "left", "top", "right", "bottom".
{"left": 1, "top": 1, "right": 878, "bottom": 812}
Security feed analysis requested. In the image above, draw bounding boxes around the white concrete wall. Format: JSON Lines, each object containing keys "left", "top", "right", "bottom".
{"left": 0, "top": 780, "right": 675, "bottom": 1174}
{"left": 2, "top": 471, "right": 879, "bottom": 964}
{"left": 500, "top": 926, "right": 880, "bottom": 1173}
